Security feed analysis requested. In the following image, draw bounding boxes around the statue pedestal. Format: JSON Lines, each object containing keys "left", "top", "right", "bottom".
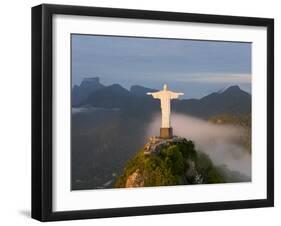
{"left": 160, "top": 127, "right": 173, "bottom": 139}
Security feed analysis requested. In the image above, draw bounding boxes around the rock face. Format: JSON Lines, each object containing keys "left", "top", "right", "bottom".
{"left": 125, "top": 169, "right": 144, "bottom": 188}
{"left": 144, "top": 136, "right": 187, "bottom": 155}
{"left": 115, "top": 136, "right": 224, "bottom": 188}
{"left": 72, "top": 77, "right": 105, "bottom": 106}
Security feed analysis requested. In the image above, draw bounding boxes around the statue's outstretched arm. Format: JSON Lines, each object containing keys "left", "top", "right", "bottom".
{"left": 171, "top": 92, "right": 184, "bottom": 99}
{"left": 147, "top": 91, "right": 161, "bottom": 99}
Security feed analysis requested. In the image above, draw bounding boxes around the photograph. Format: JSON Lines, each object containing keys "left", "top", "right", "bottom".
{"left": 31, "top": 3, "right": 274, "bottom": 221}
{"left": 71, "top": 34, "right": 252, "bottom": 190}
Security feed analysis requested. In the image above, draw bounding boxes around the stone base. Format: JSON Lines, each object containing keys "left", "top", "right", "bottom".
{"left": 160, "top": 127, "right": 173, "bottom": 139}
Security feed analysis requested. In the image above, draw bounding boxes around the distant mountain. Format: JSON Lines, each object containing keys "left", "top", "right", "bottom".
{"left": 76, "top": 81, "right": 251, "bottom": 118}
{"left": 72, "top": 77, "right": 105, "bottom": 106}
{"left": 173, "top": 85, "right": 251, "bottom": 117}
{"left": 130, "top": 85, "right": 158, "bottom": 97}
{"left": 83, "top": 84, "right": 134, "bottom": 109}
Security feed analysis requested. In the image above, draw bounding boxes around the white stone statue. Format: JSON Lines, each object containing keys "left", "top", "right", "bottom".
{"left": 147, "top": 84, "right": 184, "bottom": 128}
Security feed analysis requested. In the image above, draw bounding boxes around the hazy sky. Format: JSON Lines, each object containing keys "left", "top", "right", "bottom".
{"left": 72, "top": 34, "right": 251, "bottom": 98}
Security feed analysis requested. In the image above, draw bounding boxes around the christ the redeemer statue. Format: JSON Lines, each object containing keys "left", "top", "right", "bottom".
{"left": 147, "top": 84, "right": 184, "bottom": 139}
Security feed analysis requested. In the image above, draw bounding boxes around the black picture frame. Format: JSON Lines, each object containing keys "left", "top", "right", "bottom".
{"left": 32, "top": 3, "right": 274, "bottom": 222}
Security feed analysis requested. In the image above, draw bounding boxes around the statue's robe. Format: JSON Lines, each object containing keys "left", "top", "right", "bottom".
{"left": 150, "top": 90, "right": 182, "bottom": 128}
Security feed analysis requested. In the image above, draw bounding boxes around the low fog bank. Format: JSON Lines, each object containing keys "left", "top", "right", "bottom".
{"left": 72, "top": 106, "right": 120, "bottom": 114}
{"left": 146, "top": 113, "right": 251, "bottom": 177}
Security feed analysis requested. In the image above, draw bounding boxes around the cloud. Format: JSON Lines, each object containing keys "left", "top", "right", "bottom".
{"left": 180, "top": 73, "right": 251, "bottom": 84}
{"left": 133, "top": 72, "right": 251, "bottom": 84}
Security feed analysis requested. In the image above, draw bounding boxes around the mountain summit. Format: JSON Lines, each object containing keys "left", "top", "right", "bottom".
{"left": 72, "top": 77, "right": 105, "bottom": 106}
{"left": 130, "top": 85, "right": 158, "bottom": 97}
{"left": 73, "top": 78, "right": 251, "bottom": 118}
{"left": 115, "top": 136, "right": 224, "bottom": 188}
{"left": 84, "top": 84, "right": 133, "bottom": 108}
{"left": 173, "top": 85, "right": 251, "bottom": 117}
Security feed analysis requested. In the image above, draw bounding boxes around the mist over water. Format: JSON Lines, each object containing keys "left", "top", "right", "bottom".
{"left": 146, "top": 113, "right": 251, "bottom": 177}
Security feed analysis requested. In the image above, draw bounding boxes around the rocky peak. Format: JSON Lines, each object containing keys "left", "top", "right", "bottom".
{"left": 72, "top": 77, "right": 105, "bottom": 106}
{"left": 144, "top": 136, "right": 188, "bottom": 155}
{"left": 125, "top": 169, "right": 144, "bottom": 188}
{"left": 80, "top": 77, "right": 103, "bottom": 88}
{"left": 130, "top": 85, "right": 158, "bottom": 97}
{"left": 114, "top": 135, "right": 224, "bottom": 188}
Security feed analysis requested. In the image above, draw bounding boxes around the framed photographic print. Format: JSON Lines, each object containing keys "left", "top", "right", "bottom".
{"left": 32, "top": 4, "right": 274, "bottom": 221}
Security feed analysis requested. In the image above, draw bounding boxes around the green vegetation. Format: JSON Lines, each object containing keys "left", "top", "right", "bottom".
{"left": 195, "top": 152, "right": 224, "bottom": 183}
{"left": 115, "top": 140, "right": 224, "bottom": 188}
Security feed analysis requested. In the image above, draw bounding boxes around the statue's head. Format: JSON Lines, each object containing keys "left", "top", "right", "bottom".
{"left": 163, "top": 84, "right": 168, "bottom": 91}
